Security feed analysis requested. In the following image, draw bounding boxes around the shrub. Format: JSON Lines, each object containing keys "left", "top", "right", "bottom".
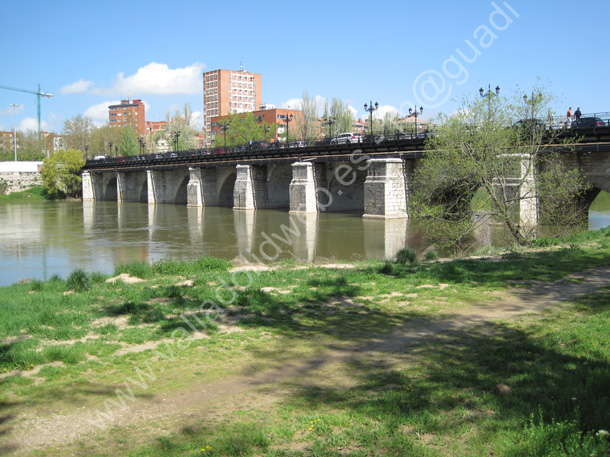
{"left": 194, "top": 257, "right": 232, "bottom": 272}
{"left": 424, "top": 250, "right": 438, "bottom": 261}
{"left": 114, "top": 261, "right": 152, "bottom": 279}
{"left": 65, "top": 269, "right": 91, "bottom": 292}
{"left": 396, "top": 248, "right": 417, "bottom": 265}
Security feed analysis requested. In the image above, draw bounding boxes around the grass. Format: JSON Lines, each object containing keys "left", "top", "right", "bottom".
{"left": 1, "top": 230, "right": 610, "bottom": 456}
{"left": 0, "top": 186, "right": 46, "bottom": 202}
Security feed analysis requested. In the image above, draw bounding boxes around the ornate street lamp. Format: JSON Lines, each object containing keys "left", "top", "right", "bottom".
{"left": 107, "top": 141, "right": 113, "bottom": 157}
{"left": 138, "top": 136, "right": 145, "bottom": 155}
{"left": 408, "top": 106, "right": 424, "bottom": 135}
{"left": 323, "top": 115, "right": 336, "bottom": 139}
{"left": 84, "top": 145, "right": 89, "bottom": 160}
{"left": 284, "top": 114, "right": 294, "bottom": 145}
{"left": 114, "top": 145, "right": 119, "bottom": 158}
{"left": 172, "top": 130, "right": 181, "bottom": 152}
{"left": 479, "top": 84, "right": 500, "bottom": 117}
{"left": 364, "top": 101, "right": 379, "bottom": 141}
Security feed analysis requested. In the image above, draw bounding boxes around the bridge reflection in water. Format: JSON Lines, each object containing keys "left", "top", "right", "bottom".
{"left": 83, "top": 201, "right": 414, "bottom": 266}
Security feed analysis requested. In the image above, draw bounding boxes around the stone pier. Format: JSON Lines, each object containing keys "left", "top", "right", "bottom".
{"left": 363, "top": 158, "right": 408, "bottom": 219}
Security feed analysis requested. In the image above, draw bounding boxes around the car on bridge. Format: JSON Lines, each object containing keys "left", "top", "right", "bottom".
{"left": 571, "top": 117, "right": 606, "bottom": 128}
{"left": 330, "top": 132, "right": 363, "bottom": 144}
{"left": 512, "top": 118, "right": 546, "bottom": 130}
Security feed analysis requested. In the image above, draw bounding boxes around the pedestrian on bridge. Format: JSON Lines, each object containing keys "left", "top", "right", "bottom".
{"left": 566, "top": 107, "right": 572, "bottom": 126}
{"left": 575, "top": 107, "right": 582, "bottom": 124}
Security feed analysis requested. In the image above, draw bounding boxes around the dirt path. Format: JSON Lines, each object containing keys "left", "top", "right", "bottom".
{"left": 3, "top": 266, "right": 610, "bottom": 455}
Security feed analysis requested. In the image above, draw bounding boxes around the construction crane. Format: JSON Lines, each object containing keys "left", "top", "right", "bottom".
{"left": 0, "top": 83, "right": 53, "bottom": 138}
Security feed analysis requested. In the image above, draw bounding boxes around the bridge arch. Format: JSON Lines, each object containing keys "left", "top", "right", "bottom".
{"left": 217, "top": 170, "right": 236, "bottom": 207}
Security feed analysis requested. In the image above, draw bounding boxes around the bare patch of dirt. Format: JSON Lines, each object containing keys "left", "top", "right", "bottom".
{"left": 105, "top": 273, "right": 145, "bottom": 284}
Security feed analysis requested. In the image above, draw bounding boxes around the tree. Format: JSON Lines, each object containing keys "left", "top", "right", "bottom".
{"left": 410, "top": 85, "right": 591, "bottom": 251}
{"left": 89, "top": 125, "right": 122, "bottom": 157}
{"left": 16, "top": 130, "right": 46, "bottom": 160}
{"left": 295, "top": 90, "right": 320, "bottom": 144}
{"left": 119, "top": 124, "right": 138, "bottom": 156}
{"left": 330, "top": 98, "right": 353, "bottom": 134}
{"left": 63, "top": 114, "right": 95, "bottom": 152}
{"left": 165, "top": 103, "right": 199, "bottom": 151}
{"left": 41, "top": 148, "right": 85, "bottom": 198}
{"left": 211, "top": 112, "right": 276, "bottom": 148}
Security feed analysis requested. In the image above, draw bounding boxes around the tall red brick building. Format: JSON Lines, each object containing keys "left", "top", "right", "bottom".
{"left": 203, "top": 68, "right": 262, "bottom": 147}
{"left": 108, "top": 99, "right": 146, "bottom": 135}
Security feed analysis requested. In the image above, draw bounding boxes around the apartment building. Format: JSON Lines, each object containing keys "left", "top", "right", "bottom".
{"left": 203, "top": 68, "right": 262, "bottom": 147}
{"left": 108, "top": 99, "right": 146, "bottom": 135}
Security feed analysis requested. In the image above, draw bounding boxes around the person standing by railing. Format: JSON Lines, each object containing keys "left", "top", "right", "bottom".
{"left": 566, "top": 107, "right": 572, "bottom": 127}
{"left": 574, "top": 108, "right": 582, "bottom": 126}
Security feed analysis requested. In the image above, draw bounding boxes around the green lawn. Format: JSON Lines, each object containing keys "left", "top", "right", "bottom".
{"left": 1, "top": 229, "right": 610, "bottom": 456}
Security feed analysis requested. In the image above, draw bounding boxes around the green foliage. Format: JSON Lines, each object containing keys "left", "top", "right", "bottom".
{"left": 65, "top": 269, "right": 92, "bottom": 292}
{"left": 0, "top": 186, "right": 46, "bottom": 201}
{"left": 41, "top": 148, "right": 86, "bottom": 198}
{"left": 212, "top": 112, "right": 276, "bottom": 148}
{"left": 119, "top": 124, "right": 139, "bottom": 156}
{"left": 165, "top": 103, "right": 199, "bottom": 152}
{"left": 411, "top": 83, "right": 591, "bottom": 251}
{"left": 396, "top": 248, "right": 418, "bottom": 264}
{"left": 62, "top": 114, "right": 95, "bottom": 152}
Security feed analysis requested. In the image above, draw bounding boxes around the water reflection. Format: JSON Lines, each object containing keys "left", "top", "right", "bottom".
{"left": 1, "top": 199, "right": 609, "bottom": 287}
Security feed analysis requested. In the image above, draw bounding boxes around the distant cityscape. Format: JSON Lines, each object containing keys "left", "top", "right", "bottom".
{"left": 0, "top": 67, "right": 429, "bottom": 155}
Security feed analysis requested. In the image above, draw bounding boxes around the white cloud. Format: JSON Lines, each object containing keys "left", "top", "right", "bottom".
{"left": 0, "top": 104, "right": 25, "bottom": 116}
{"left": 191, "top": 111, "right": 203, "bottom": 130}
{"left": 280, "top": 98, "right": 303, "bottom": 110}
{"left": 347, "top": 106, "right": 358, "bottom": 119}
{"left": 18, "top": 117, "right": 49, "bottom": 132}
{"left": 84, "top": 100, "right": 120, "bottom": 126}
{"left": 375, "top": 104, "right": 400, "bottom": 119}
{"left": 93, "top": 62, "right": 206, "bottom": 96}
{"left": 60, "top": 79, "right": 94, "bottom": 94}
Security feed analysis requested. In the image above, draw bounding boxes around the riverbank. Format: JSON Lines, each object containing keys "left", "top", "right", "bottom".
{"left": 1, "top": 230, "right": 610, "bottom": 456}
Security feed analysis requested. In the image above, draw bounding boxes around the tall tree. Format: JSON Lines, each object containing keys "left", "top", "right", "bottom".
{"left": 89, "top": 125, "right": 122, "bottom": 157}
{"left": 330, "top": 98, "right": 353, "bottom": 134}
{"left": 41, "top": 148, "right": 85, "bottom": 198}
{"left": 119, "top": 124, "right": 138, "bottom": 156}
{"left": 62, "top": 114, "right": 95, "bottom": 152}
{"left": 295, "top": 90, "right": 320, "bottom": 144}
{"left": 165, "top": 103, "right": 199, "bottom": 151}
{"left": 410, "top": 85, "right": 591, "bottom": 250}
{"left": 211, "top": 112, "right": 276, "bottom": 148}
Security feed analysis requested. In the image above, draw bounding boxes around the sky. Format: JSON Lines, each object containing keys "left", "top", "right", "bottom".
{"left": 0, "top": 0, "right": 608, "bottom": 134}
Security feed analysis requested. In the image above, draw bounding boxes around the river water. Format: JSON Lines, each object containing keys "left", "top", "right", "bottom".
{"left": 1, "top": 196, "right": 609, "bottom": 287}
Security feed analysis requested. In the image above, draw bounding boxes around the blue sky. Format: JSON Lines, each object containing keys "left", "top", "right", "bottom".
{"left": 0, "top": 0, "right": 608, "bottom": 134}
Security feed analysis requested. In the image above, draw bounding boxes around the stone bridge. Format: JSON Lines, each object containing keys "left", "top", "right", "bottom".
{"left": 81, "top": 135, "right": 610, "bottom": 226}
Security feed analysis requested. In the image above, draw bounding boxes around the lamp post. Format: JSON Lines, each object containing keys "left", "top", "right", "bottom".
{"left": 84, "top": 145, "right": 89, "bottom": 160}
{"left": 220, "top": 122, "right": 230, "bottom": 147}
{"left": 138, "top": 136, "right": 145, "bottom": 155}
{"left": 323, "top": 116, "right": 336, "bottom": 139}
{"left": 10, "top": 104, "right": 17, "bottom": 161}
{"left": 364, "top": 101, "right": 378, "bottom": 141}
{"left": 107, "top": 141, "right": 113, "bottom": 157}
{"left": 172, "top": 130, "right": 181, "bottom": 152}
{"left": 408, "top": 106, "right": 424, "bottom": 136}
{"left": 264, "top": 125, "right": 271, "bottom": 141}
{"left": 284, "top": 114, "right": 294, "bottom": 145}
{"left": 479, "top": 84, "right": 500, "bottom": 118}
{"left": 114, "top": 145, "right": 119, "bottom": 158}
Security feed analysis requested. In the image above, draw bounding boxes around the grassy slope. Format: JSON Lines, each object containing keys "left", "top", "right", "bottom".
{"left": 1, "top": 230, "right": 610, "bottom": 456}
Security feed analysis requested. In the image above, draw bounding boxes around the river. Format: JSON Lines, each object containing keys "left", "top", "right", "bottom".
{"left": 1, "top": 195, "right": 609, "bottom": 287}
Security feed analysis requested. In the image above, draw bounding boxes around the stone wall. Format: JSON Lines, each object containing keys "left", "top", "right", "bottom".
{"left": 0, "top": 162, "right": 43, "bottom": 194}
